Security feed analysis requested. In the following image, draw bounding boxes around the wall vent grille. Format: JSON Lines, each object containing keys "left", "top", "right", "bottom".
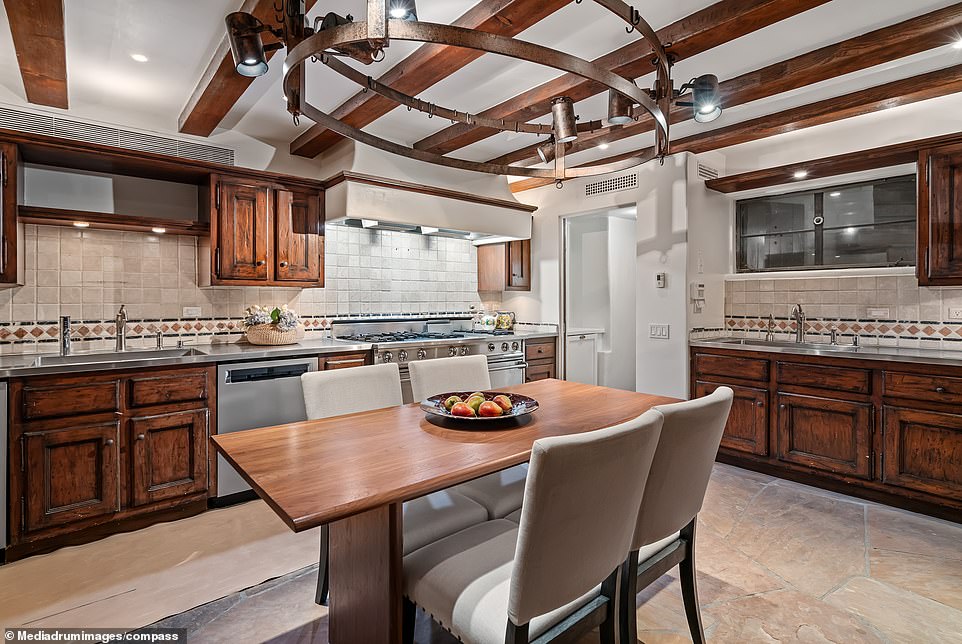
{"left": 0, "top": 106, "right": 234, "bottom": 166}
{"left": 697, "top": 163, "right": 719, "bottom": 180}
{"left": 585, "top": 173, "right": 637, "bottom": 196}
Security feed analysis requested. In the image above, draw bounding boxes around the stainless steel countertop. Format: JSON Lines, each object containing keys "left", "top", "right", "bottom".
{"left": 0, "top": 330, "right": 558, "bottom": 378}
{"left": 691, "top": 337, "right": 962, "bottom": 368}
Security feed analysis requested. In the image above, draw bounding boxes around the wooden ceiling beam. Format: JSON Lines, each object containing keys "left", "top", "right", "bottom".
{"left": 178, "top": 0, "right": 317, "bottom": 137}
{"left": 414, "top": 0, "right": 829, "bottom": 156}
{"left": 496, "top": 2, "right": 962, "bottom": 167}
{"left": 2, "top": 0, "right": 68, "bottom": 108}
{"left": 289, "top": 0, "right": 570, "bottom": 158}
{"left": 510, "top": 63, "right": 962, "bottom": 192}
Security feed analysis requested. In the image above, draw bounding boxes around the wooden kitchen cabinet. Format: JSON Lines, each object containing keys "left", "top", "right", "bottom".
{"left": 695, "top": 381, "right": 768, "bottom": 456}
{"left": 318, "top": 351, "right": 370, "bottom": 370}
{"left": 129, "top": 409, "right": 209, "bottom": 507}
{"left": 214, "top": 178, "right": 270, "bottom": 281}
{"left": 478, "top": 239, "right": 531, "bottom": 292}
{"left": 918, "top": 144, "right": 962, "bottom": 285}
{"left": 275, "top": 188, "right": 324, "bottom": 284}
{"left": 882, "top": 406, "right": 962, "bottom": 499}
{"left": 776, "top": 393, "right": 873, "bottom": 480}
{"left": 525, "top": 337, "right": 556, "bottom": 382}
{"left": 0, "top": 141, "right": 19, "bottom": 284}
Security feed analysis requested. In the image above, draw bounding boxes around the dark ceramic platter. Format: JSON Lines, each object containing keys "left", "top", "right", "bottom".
{"left": 420, "top": 391, "right": 539, "bottom": 422}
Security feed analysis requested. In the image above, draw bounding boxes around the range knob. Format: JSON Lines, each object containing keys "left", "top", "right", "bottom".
{"left": 459, "top": 346, "right": 469, "bottom": 356}
{"left": 398, "top": 350, "right": 408, "bottom": 362}
{"left": 511, "top": 342, "right": 520, "bottom": 351}
{"left": 382, "top": 351, "right": 394, "bottom": 363}
{"left": 417, "top": 348, "right": 427, "bottom": 360}
{"left": 501, "top": 342, "right": 509, "bottom": 351}
{"left": 449, "top": 346, "right": 458, "bottom": 357}
{"left": 488, "top": 343, "right": 496, "bottom": 352}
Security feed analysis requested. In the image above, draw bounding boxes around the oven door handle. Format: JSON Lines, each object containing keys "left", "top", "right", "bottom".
{"left": 488, "top": 362, "right": 528, "bottom": 373}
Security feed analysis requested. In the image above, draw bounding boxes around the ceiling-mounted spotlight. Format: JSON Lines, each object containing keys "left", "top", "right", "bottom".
{"left": 388, "top": 0, "right": 418, "bottom": 20}
{"left": 225, "top": 12, "right": 276, "bottom": 77}
{"left": 607, "top": 90, "right": 634, "bottom": 125}
{"left": 537, "top": 138, "right": 573, "bottom": 164}
{"left": 674, "top": 74, "right": 722, "bottom": 123}
{"left": 550, "top": 97, "right": 578, "bottom": 143}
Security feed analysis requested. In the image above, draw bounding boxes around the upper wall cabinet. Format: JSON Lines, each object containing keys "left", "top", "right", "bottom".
{"left": 202, "top": 175, "right": 324, "bottom": 287}
{"left": 478, "top": 239, "right": 530, "bottom": 292}
{"left": 918, "top": 144, "right": 962, "bottom": 286}
{"left": 0, "top": 142, "right": 21, "bottom": 284}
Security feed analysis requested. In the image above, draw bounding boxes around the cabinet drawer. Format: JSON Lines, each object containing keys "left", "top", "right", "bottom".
{"left": 884, "top": 372, "right": 962, "bottom": 405}
{"left": 693, "top": 353, "right": 769, "bottom": 382}
{"left": 526, "top": 362, "right": 555, "bottom": 382}
{"left": 127, "top": 370, "right": 210, "bottom": 408}
{"left": 22, "top": 381, "right": 120, "bottom": 421}
{"left": 777, "top": 362, "right": 871, "bottom": 395}
{"left": 525, "top": 340, "right": 555, "bottom": 361}
{"left": 320, "top": 353, "right": 367, "bottom": 370}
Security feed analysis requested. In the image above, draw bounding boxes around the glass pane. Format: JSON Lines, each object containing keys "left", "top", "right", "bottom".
{"left": 823, "top": 175, "right": 916, "bottom": 228}
{"left": 737, "top": 194, "right": 815, "bottom": 236}
{"left": 738, "top": 231, "right": 816, "bottom": 271}
{"left": 823, "top": 221, "right": 916, "bottom": 267}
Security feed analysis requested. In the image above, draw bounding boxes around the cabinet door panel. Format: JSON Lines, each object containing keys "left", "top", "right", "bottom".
{"left": 0, "top": 142, "right": 18, "bottom": 283}
{"left": 130, "top": 409, "right": 209, "bottom": 506}
{"left": 525, "top": 362, "right": 555, "bottom": 382}
{"left": 776, "top": 393, "right": 873, "bottom": 479}
{"left": 506, "top": 239, "right": 530, "bottom": 290}
{"left": 275, "top": 188, "right": 322, "bottom": 283}
{"left": 217, "top": 180, "right": 269, "bottom": 280}
{"left": 477, "top": 243, "right": 506, "bottom": 292}
{"left": 919, "top": 147, "right": 962, "bottom": 285}
{"left": 24, "top": 422, "right": 120, "bottom": 531}
{"left": 882, "top": 406, "right": 962, "bottom": 498}
{"left": 127, "top": 371, "right": 209, "bottom": 409}
{"left": 696, "top": 381, "right": 768, "bottom": 456}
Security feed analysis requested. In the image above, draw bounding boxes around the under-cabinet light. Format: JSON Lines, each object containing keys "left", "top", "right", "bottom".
{"left": 793, "top": 170, "right": 809, "bottom": 179}
{"left": 152, "top": 227, "right": 166, "bottom": 234}
{"left": 73, "top": 221, "right": 90, "bottom": 228}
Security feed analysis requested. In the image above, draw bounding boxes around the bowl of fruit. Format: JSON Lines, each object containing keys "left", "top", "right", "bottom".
{"left": 420, "top": 391, "right": 539, "bottom": 423}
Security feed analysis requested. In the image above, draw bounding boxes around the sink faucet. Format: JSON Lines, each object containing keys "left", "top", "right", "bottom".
{"left": 115, "top": 305, "right": 128, "bottom": 352}
{"left": 791, "top": 304, "right": 806, "bottom": 343}
{"left": 830, "top": 325, "right": 839, "bottom": 346}
{"left": 765, "top": 314, "right": 776, "bottom": 342}
{"left": 59, "top": 315, "right": 71, "bottom": 356}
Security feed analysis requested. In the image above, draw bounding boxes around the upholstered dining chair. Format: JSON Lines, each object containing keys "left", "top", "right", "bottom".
{"left": 620, "top": 386, "right": 734, "bottom": 644}
{"left": 409, "top": 355, "right": 529, "bottom": 520}
{"left": 301, "top": 363, "right": 487, "bottom": 605}
{"left": 402, "top": 409, "right": 664, "bottom": 644}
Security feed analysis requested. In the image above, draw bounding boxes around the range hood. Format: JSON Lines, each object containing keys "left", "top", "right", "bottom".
{"left": 320, "top": 142, "right": 534, "bottom": 243}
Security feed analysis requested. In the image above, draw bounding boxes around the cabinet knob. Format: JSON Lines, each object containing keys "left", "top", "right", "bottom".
{"left": 756, "top": 401, "right": 764, "bottom": 408}
{"left": 935, "top": 386, "right": 947, "bottom": 393}
{"left": 137, "top": 434, "right": 146, "bottom": 441}
{"left": 279, "top": 261, "right": 288, "bottom": 267}
{"left": 779, "top": 404, "right": 786, "bottom": 410}
{"left": 255, "top": 260, "right": 266, "bottom": 266}
{"left": 537, "top": 348, "right": 544, "bottom": 353}
{"left": 105, "top": 439, "right": 115, "bottom": 446}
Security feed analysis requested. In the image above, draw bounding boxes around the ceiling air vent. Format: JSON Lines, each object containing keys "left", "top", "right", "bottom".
{"left": 697, "top": 162, "right": 719, "bottom": 180}
{"left": 0, "top": 105, "right": 234, "bottom": 166}
{"left": 585, "top": 173, "right": 637, "bottom": 197}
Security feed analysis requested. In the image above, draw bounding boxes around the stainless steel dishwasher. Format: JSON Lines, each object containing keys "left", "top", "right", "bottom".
{"left": 1, "top": 381, "right": 6, "bottom": 554}
{"left": 215, "top": 357, "right": 317, "bottom": 504}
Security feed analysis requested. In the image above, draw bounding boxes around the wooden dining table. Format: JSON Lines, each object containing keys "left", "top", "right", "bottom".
{"left": 211, "top": 378, "right": 678, "bottom": 643}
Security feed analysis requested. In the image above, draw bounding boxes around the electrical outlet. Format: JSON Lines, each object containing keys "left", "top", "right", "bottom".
{"left": 949, "top": 307, "right": 962, "bottom": 321}
{"left": 649, "top": 324, "right": 670, "bottom": 339}
{"left": 866, "top": 307, "right": 890, "bottom": 318}
{"left": 182, "top": 306, "right": 202, "bottom": 318}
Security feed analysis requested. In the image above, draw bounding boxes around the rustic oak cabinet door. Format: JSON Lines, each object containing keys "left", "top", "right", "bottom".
{"left": 319, "top": 353, "right": 368, "bottom": 370}
{"left": 216, "top": 179, "right": 270, "bottom": 280}
{"left": 506, "top": 239, "right": 530, "bottom": 290}
{"left": 129, "top": 409, "right": 209, "bottom": 506}
{"left": 882, "top": 406, "right": 962, "bottom": 498}
{"left": 525, "top": 362, "right": 555, "bottom": 382}
{"left": 275, "top": 188, "right": 323, "bottom": 283}
{"left": 776, "top": 394, "right": 873, "bottom": 479}
{"left": 23, "top": 422, "right": 121, "bottom": 532}
{"left": 696, "top": 381, "right": 768, "bottom": 456}
{"left": 919, "top": 146, "right": 962, "bottom": 285}
{"left": 0, "top": 142, "right": 18, "bottom": 283}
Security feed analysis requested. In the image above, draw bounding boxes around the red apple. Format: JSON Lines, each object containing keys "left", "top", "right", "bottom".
{"left": 451, "top": 402, "right": 476, "bottom": 417}
{"left": 492, "top": 394, "right": 512, "bottom": 411}
{"left": 478, "top": 401, "right": 504, "bottom": 417}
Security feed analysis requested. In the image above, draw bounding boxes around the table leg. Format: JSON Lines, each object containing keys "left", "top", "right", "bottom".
{"left": 328, "top": 502, "right": 403, "bottom": 644}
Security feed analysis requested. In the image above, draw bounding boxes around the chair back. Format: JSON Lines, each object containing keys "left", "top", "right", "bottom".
{"left": 301, "top": 362, "right": 402, "bottom": 420}
{"left": 408, "top": 354, "right": 491, "bottom": 402}
{"left": 507, "top": 410, "right": 663, "bottom": 627}
{"left": 631, "top": 387, "right": 733, "bottom": 549}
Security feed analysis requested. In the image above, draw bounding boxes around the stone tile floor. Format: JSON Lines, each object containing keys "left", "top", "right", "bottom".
{"left": 149, "top": 464, "right": 962, "bottom": 643}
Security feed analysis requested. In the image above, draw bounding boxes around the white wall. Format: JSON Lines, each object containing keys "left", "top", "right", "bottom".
{"left": 606, "top": 213, "right": 637, "bottom": 390}
{"left": 685, "top": 152, "right": 731, "bottom": 333}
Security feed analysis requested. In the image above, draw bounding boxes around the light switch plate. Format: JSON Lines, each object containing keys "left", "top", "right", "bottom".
{"left": 949, "top": 307, "right": 962, "bottom": 321}
{"left": 866, "top": 307, "right": 890, "bottom": 318}
{"left": 649, "top": 324, "right": 670, "bottom": 339}
{"left": 183, "top": 306, "right": 202, "bottom": 318}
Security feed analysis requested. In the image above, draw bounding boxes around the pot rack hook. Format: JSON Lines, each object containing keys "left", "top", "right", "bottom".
{"left": 555, "top": 180, "right": 564, "bottom": 189}
{"left": 625, "top": 6, "right": 641, "bottom": 33}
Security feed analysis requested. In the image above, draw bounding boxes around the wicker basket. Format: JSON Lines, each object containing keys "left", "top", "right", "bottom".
{"left": 245, "top": 323, "right": 300, "bottom": 346}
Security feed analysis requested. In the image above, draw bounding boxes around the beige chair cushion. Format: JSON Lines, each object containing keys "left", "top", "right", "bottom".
{"left": 300, "top": 362, "right": 402, "bottom": 419}
{"left": 403, "top": 520, "right": 600, "bottom": 644}
{"left": 408, "top": 355, "right": 491, "bottom": 402}
{"left": 455, "top": 464, "right": 528, "bottom": 519}
{"left": 632, "top": 387, "right": 733, "bottom": 549}
{"left": 637, "top": 531, "right": 681, "bottom": 564}
{"left": 402, "top": 491, "right": 488, "bottom": 556}
{"left": 503, "top": 508, "right": 522, "bottom": 523}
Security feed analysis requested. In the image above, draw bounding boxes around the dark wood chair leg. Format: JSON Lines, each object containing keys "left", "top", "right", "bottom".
{"left": 678, "top": 518, "right": 706, "bottom": 644}
{"left": 314, "top": 524, "right": 330, "bottom": 606}
{"left": 599, "top": 568, "right": 620, "bottom": 644}
{"left": 402, "top": 598, "right": 417, "bottom": 644}
{"left": 619, "top": 551, "right": 639, "bottom": 644}
{"left": 505, "top": 620, "right": 529, "bottom": 644}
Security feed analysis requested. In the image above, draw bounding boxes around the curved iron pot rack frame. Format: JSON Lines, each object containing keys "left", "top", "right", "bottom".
{"left": 280, "top": 0, "right": 674, "bottom": 184}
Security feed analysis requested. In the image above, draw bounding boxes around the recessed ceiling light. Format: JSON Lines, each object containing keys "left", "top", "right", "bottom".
{"left": 130, "top": 53, "right": 149, "bottom": 63}
{"left": 793, "top": 170, "right": 809, "bottom": 179}
{"left": 73, "top": 221, "right": 90, "bottom": 228}
{"left": 829, "top": 191, "right": 841, "bottom": 197}
{"left": 151, "top": 227, "right": 166, "bottom": 234}
{"left": 598, "top": 143, "right": 609, "bottom": 150}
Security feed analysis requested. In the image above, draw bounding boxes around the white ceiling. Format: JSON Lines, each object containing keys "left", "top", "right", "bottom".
{"left": 0, "top": 0, "right": 960, "bottom": 174}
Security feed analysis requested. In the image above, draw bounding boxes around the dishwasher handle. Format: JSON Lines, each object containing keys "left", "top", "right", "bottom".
{"left": 223, "top": 363, "right": 313, "bottom": 384}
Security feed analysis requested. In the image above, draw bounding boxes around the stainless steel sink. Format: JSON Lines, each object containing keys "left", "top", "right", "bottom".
{"left": 31, "top": 347, "right": 208, "bottom": 367}
{"left": 713, "top": 338, "right": 860, "bottom": 352}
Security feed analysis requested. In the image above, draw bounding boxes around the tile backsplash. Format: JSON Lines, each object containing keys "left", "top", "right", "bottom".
{"left": 0, "top": 224, "right": 500, "bottom": 353}
{"left": 718, "top": 274, "right": 962, "bottom": 349}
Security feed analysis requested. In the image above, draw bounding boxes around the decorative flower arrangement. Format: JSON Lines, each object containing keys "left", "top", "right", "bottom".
{"left": 243, "top": 305, "right": 301, "bottom": 345}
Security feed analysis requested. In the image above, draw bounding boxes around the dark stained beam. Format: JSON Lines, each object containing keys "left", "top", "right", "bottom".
{"left": 414, "top": 0, "right": 829, "bottom": 156}
{"left": 496, "top": 2, "right": 962, "bottom": 168}
{"left": 511, "top": 63, "right": 962, "bottom": 192}
{"left": 289, "top": 0, "right": 570, "bottom": 158}
{"left": 3, "top": 0, "right": 67, "bottom": 108}
{"left": 179, "top": 0, "right": 318, "bottom": 137}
